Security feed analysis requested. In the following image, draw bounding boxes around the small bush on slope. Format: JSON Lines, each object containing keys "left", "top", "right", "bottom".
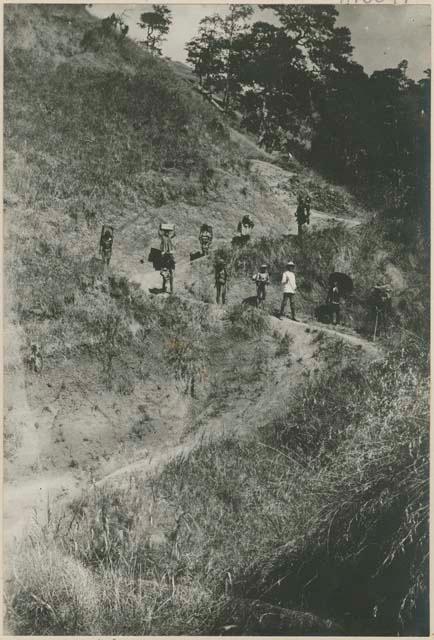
{"left": 225, "top": 303, "right": 270, "bottom": 339}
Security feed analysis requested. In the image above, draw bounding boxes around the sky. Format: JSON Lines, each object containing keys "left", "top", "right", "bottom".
{"left": 88, "top": 4, "right": 431, "bottom": 80}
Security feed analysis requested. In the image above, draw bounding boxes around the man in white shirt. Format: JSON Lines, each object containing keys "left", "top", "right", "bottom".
{"left": 279, "top": 261, "right": 297, "bottom": 320}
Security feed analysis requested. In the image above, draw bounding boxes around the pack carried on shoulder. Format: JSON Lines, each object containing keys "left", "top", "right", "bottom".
{"left": 254, "top": 272, "right": 269, "bottom": 283}
{"left": 100, "top": 225, "right": 114, "bottom": 250}
{"left": 372, "top": 285, "right": 392, "bottom": 306}
{"left": 216, "top": 268, "right": 227, "bottom": 284}
{"left": 200, "top": 223, "right": 213, "bottom": 237}
{"left": 242, "top": 214, "right": 254, "bottom": 228}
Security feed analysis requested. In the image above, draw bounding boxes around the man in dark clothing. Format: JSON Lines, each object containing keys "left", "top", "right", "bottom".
{"left": 327, "top": 281, "right": 341, "bottom": 325}
{"left": 99, "top": 225, "right": 114, "bottom": 266}
{"left": 295, "top": 193, "right": 311, "bottom": 238}
{"left": 29, "top": 343, "right": 43, "bottom": 373}
{"left": 215, "top": 260, "right": 228, "bottom": 305}
{"left": 160, "top": 252, "right": 175, "bottom": 293}
{"left": 371, "top": 283, "right": 392, "bottom": 339}
{"left": 237, "top": 215, "right": 254, "bottom": 245}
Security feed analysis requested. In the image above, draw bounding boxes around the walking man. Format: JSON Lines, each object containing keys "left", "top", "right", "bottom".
{"left": 199, "top": 224, "right": 213, "bottom": 256}
{"left": 279, "top": 261, "right": 297, "bottom": 320}
{"left": 371, "top": 283, "right": 392, "bottom": 340}
{"left": 160, "top": 252, "right": 175, "bottom": 293}
{"left": 237, "top": 215, "right": 254, "bottom": 245}
{"left": 158, "top": 223, "right": 176, "bottom": 255}
{"left": 29, "top": 342, "right": 43, "bottom": 373}
{"left": 327, "top": 280, "right": 341, "bottom": 325}
{"left": 295, "top": 192, "right": 311, "bottom": 239}
{"left": 215, "top": 260, "right": 228, "bottom": 305}
{"left": 99, "top": 225, "right": 114, "bottom": 267}
{"left": 252, "top": 264, "right": 270, "bottom": 307}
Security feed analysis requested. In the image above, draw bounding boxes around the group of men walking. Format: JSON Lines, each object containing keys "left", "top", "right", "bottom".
{"left": 96, "top": 198, "right": 391, "bottom": 334}
{"left": 97, "top": 190, "right": 310, "bottom": 283}
{"left": 250, "top": 261, "right": 297, "bottom": 320}
{"left": 211, "top": 258, "right": 298, "bottom": 320}
{"left": 97, "top": 218, "right": 329, "bottom": 324}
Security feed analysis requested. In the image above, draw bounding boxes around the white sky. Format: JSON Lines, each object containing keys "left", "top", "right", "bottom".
{"left": 88, "top": 4, "right": 430, "bottom": 80}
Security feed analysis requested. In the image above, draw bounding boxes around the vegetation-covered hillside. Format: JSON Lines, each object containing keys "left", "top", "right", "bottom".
{"left": 4, "top": 4, "right": 429, "bottom": 637}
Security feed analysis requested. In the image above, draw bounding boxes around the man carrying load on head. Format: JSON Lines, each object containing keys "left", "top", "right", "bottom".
{"left": 158, "top": 223, "right": 176, "bottom": 255}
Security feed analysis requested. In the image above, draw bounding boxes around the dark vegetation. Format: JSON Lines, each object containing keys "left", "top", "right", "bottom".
{"left": 137, "top": 5, "right": 173, "bottom": 56}
{"left": 187, "top": 5, "right": 430, "bottom": 247}
{"left": 5, "top": 4, "right": 429, "bottom": 637}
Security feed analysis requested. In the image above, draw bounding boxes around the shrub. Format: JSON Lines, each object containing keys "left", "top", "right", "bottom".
{"left": 9, "top": 546, "right": 98, "bottom": 634}
{"left": 274, "top": 331, "right": 294, "bottom": 357}
{"left": 72, "top": 289, "right": 132, "bottom": 384}
{"left": 225, "top": 303, "right": 270, "bottom": 339}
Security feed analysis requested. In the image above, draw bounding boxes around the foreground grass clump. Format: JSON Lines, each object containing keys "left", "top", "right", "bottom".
{"left": 7, "top": 334, "right": 428, "bottom": 635}
{"left": 10, "top": 547, "right": 99, "bottom": 634}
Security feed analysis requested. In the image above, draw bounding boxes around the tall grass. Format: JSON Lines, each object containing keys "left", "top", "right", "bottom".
{"left": 7, "top": 333, "right": 428, "bottom": 635}
{"left": 5, "top": 5, "right": 428, "bottom": 637}
{"left": 214, "top": 221, "right": 429, "bottom": 338}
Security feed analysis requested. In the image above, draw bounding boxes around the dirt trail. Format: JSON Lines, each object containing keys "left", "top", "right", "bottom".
{"left": 4, "top": 156, "right": 376, "bottom": 549}
{"left": 250, "top": 160, "right": 363, "bottom": 230}
{"left": 3, "top": 316, "right": 80, "bottom": 551}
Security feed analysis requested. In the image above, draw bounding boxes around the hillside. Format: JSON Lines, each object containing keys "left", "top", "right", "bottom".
{"left": 4, "top": 5, "right": 428, "bottom": 637}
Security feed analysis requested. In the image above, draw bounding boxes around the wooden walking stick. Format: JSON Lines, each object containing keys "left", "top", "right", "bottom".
{"left": 373, "top": 308, "right": 379, "bottom": 342}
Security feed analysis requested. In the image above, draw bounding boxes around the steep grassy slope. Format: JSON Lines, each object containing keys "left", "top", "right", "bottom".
{"left": 8, "top": 333, "right": 428, "bottom": 635}
{"left": 3, "top": 5, "right": 280, "bottom": 365}
{"left": 4, "top": 5, "right": 429, "bottom": 637}
{"left": 4, "top": 5, "right": 234, "bottom": 209}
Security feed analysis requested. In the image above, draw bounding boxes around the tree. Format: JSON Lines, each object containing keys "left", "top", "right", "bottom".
{"left": 137, "top": 5, "right": 172, "bottom": 56}
{"left": 220, "top": 5, "right": 254, "bottom": 112}
{"left": 186, "top": 15, "right": 225, "bottom": 93}
{"left": 81, "top": 12, "right": 129, "bottom": 52}
{"left": 231, "top": 6, "right": 355, "bottom": 151}
{"left": 186, "top": 5, "right": 253, "bottom": 113}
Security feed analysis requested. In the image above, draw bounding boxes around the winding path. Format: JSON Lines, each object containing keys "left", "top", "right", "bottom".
{"left": 4, "top": 156, "right": 377, "bottom": 549}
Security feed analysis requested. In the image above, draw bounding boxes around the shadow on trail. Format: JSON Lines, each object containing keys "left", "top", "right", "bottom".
{"left": 190, "top": 250, "right": 203, "bottom": 262}
{"left": 242, "top": 296, "right": 259, "bottom": 308}
{"left": 148, "top": 247, "right": 163, "bottom": 270}
{"left": 149, "top": 287, "right": 168, "bottom": 295}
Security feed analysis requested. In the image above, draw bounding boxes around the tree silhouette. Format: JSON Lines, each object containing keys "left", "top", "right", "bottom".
{"left": 186, "top": 5, "right": 253, "bottom": 112}
{"left": 138, "top": 5, "right": 172, "bottom": 56}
